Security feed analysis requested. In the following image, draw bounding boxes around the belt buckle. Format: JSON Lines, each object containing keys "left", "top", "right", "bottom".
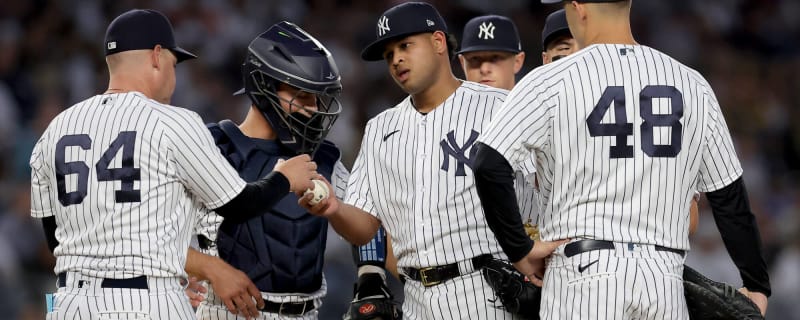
{"left": 419, "top": 267, "right": 441, "bottom": 287}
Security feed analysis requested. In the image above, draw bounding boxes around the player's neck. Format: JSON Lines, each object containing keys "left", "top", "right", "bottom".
{"left": 411, "top": 74, "right": 461, "bottom": 114}
{"left": 581, "top": 23, "right": 637, "bottom": 47}
{"left": 239, "top": 106, "right": 276, "bottom": 140}
{"left": 105, "top": 76, "right": 154, "bottom": 100}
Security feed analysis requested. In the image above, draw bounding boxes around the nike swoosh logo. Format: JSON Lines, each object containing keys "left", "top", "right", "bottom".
{"left": 578, "top": 260, "right": 599, "bottom": 273}
{"left": 382, "top": 130, "right": 400, "bottom": 141}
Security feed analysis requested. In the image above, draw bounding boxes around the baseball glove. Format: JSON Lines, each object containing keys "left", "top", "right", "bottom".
{"left": 683, "top": 265, "right": 764, "bottom": 320}
{"left": 343, "top": 273, "right": 401, "bottom": 320}
{"left": 482, "top": 258, "right": 541, "bottom": 319}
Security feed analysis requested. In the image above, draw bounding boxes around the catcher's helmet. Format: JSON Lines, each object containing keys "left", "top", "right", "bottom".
{"left": 241, "top": 21, "right": 342, "bottom": 155}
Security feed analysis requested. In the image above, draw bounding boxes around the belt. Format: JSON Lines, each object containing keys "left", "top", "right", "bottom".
{"left": 564, "top": 240, "right": 685, "bottom": 258}
{"left": 402, "top": 254, "right": 493, "bottom": 287}
{"left": 57, "top": 272, "right": 149, "bottom": 289}
{"left": 260, "top": 300, "right": 316, "bottom": 316}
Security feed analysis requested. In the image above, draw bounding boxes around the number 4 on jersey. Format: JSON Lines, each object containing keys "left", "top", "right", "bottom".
{"left": 587, "top": 85, "right": 684, "bottom": 159}
{"left": 55, "top": 131, "right": 141, "bottom": 206}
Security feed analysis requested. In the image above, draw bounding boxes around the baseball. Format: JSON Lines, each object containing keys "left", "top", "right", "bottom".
{"left": 304, "top": 179, "right": 329, "bottom": 205}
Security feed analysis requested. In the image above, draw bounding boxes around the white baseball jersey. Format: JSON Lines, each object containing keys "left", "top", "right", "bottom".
{"left": 479, "top": 44, "right": 743, "bottom": 251}
{"left": 345, "top": 81, "right": 538, "bottom": 269}
{"left": 30, "top": 91, "right": 246, "bottom": 279}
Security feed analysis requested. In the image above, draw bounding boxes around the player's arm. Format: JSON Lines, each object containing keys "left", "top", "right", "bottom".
{"left": 185, "top": 248, "right": 264, "bottom": 319}
{"left": 472, "top": 143, "right": 567, "bottom": 286}
{"left": 213, "top": 155, "right": 317, "bottom": 223}
{"left": 704, "top": 178, "right": 770, "bottom": 309}
{"left": 169, "top": 112, "right": 316, "bottom": 221}
{"left": 697, "top": 87, "right": 770, "bottom": 314}
{"left": 300, "top": 186, "right": 381, "bottom": 245}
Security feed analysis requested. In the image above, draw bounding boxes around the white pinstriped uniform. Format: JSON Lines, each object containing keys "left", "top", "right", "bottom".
{"left": 194, "top": 160, "right": 350, "bottom": 320}
{"left": 345, "top": 81, "right": 536, "bottom": 319}
{"left": 31, "top": 91, "right": 246, "bottom": 319}
{"left": 479, "top": 44, "right": 744, "bottom": 319}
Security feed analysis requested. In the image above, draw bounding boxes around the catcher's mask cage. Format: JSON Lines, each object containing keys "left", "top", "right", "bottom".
{"left": 241, "top": 21, "right": 342, "bottom": 155}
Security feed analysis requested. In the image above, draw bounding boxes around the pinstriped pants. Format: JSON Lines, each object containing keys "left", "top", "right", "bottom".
{"left": 45, "top": 272, "right": 194, "bottom": 320}
{"left": 541, "top": 241, "right": 689, "bottom": 320}
{"left": 402, "top": 271, "right": 519, "bottom": 319}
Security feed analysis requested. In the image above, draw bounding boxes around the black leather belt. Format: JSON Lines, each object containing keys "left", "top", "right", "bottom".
{"left": 403, "top": 254, "right": 493, "bottom": 287}
{"left": 57, "top": 272, "right": 149, "bottom": 289}
{"left": 260, "top": 300, "right": 316, "bottom": 316}
{"left": 564, "top": 240, "right": 685, "bottom": 258}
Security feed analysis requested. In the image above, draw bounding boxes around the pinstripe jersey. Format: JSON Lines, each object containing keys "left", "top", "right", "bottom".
{"left": 30, "top": 91, "right": 246, "bottom": 279}
{"left": 345, "top": 81, "right": 538, "bottom": 269}
{"left": 479, "top": 44, "right": 743, "bottom": 250}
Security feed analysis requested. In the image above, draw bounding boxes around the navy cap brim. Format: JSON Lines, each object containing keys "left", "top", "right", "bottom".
{"left": 361, "top": 31, "right": 427, "bottom": 61}
{"left": 170, "top": 46, "right": 197, "bottom": 63}
{"left": 457, "top": 45, "right": 521, "bottom": 55}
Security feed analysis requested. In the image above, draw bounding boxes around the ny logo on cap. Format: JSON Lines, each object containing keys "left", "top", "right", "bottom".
{"left": 478, "top": 22, "right": 495, "bottom": 40}
{"left": 378, "top": 16, "right": 390, "bottom": 36}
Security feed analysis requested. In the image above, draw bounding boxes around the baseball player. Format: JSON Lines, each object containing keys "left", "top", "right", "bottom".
{"left": 457, "top": 15, "right": 526, "bottom": 91}
{"left": 471, "top": 0, "right": 770, "bottom": 319}
{"left": 300, "top": 3, "right": 550, "bottom": 319}
{"left": 185, "top": 21, "right": 350, "bottom": 320}
{"left": 540, "top": 9, "right": 579, "bottom": 64}
{"left": 30, "top": 10, "right": 318, "bottom": 320}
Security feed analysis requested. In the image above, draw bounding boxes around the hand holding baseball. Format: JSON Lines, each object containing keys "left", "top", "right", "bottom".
{"left": 297, "top": 177, "right": 339, "bottom": 217}
{"left": 304, "top": 179, "right": 330, "bottom": 205}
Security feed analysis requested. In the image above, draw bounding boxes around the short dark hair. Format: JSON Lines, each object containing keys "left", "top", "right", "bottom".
{"left": 446, "top": 33, "right": 459, "bottom": 61}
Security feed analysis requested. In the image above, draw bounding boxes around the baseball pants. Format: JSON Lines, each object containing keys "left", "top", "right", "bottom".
{"left": 46, "top": 272, "right": 193, "bottom": 320}
{"left": 541, "top": 240, "right": 689, "bottom": 320}
{"left": 402, "top": 269, "right": 518, "bottom": 319}
{"left": 196, "top": 286, "right": 322, "bottom": 320}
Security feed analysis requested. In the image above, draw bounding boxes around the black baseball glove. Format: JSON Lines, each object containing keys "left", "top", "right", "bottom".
{"left": 343, "top": 273, "right": 401, "bottom": 320}
{"left": 482, "top": 258, "right": 541, "bottom": 319}
{"left": 683, "top": 265, "right": 764, "bottom": 320}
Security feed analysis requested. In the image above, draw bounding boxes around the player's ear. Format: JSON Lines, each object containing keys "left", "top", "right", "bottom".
{"left": 513, "top": 52, "right": 525, "bottom": 74}
{"left": 151, "top": 45, "right": 162, "bottom": 69}
{"left": 431, "top": 31, "right": 446, "bottom": 55}
{"left": 457, "top": 54, "right": 467, "bottom": 71}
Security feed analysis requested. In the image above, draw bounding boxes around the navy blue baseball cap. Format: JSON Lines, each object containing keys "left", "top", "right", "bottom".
{"left": 104, "top": 9, "right": 197, "bottom": 63}
{"left": 541, "top": 9, "right": 571, "bottom": 49}
{"left": 457, "top": 15, "right": 521, "bottom": 54}
{"left": 361, "top": 2, "right": 448, "bottom": 61}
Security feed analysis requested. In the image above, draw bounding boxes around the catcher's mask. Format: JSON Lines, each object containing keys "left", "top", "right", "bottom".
{"left": 239, "top": 21, "right": 342, "bottom": 155}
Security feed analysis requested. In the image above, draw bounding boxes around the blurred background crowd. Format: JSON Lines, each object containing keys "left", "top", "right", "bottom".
{"left": 0, "top": 0, "right": 798, "bottom": 319}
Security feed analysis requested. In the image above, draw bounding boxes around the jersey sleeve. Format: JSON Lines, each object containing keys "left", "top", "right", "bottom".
{"left": 478, "top": 74, "right": 555, "bottom": 177}
{"left": 30, "top": 133, "right": 54, "bottom": 218}
{"left": 696, "top": 87, "right": 743, "bottom": 192}
{"left": 331, "top": 160, "right": 350, "bottom": 200}
{"left": 165, "top": 111, "right": 246, "bottom": 210}
{"left": 344, "top": 122, "right": 378, "bottom": 217}
{"left": 514, "top": 171, "right": 540, "bottom": 225}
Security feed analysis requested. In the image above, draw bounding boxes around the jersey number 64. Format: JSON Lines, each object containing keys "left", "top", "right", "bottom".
{"left": 54, "top": 131, "right": 141, "bottom": 206}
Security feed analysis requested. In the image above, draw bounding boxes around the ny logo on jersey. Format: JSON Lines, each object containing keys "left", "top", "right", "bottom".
{"left": 440, "top": 130, "right": 480, "bottom": 176}
{"left": 478, "top": 22, "right": 495, "bottom": 40}
{"left": 377, "top": 16, "right": 390, "bottom": 36}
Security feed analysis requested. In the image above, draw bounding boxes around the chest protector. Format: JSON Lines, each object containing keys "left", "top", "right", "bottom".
{"left": 209, "top": 120, "right": 339, "bottom": 293}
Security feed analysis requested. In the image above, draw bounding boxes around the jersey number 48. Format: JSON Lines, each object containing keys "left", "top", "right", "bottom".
{"left": 586, "top": 85, "right": 683, "bottom": 159}
{"left": 55, "top": 131, "right": 141, "bottom": 206}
